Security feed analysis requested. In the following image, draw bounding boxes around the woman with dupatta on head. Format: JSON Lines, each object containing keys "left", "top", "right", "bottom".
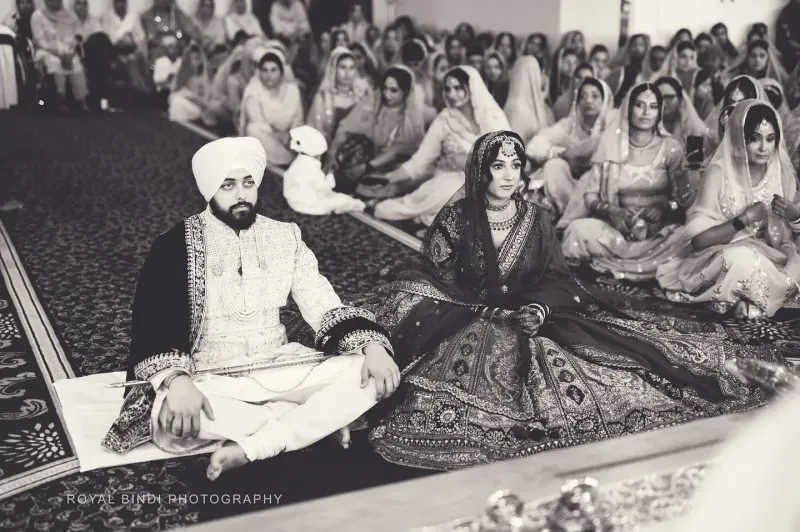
{"left": 365, "top": 66, "right": 509, "bottom": 228}
{"left": 483, "top": 51, "right": 510, "bottom": 108}
{"left": 657, "top": 101, "right": 800, "bottom": 320}
{"left": 526, "top": 76, "right": 615, "bottom": 217}
{"left": 653, "top": 76, "right": 711, "bottom": 151}
{"left": 559, "top": 82, "right": 696, "bottom": 282}
{"left": 239, "top": 47, "right": 304, "bottom": 167}
{"left": 703, "top": 75, "right": 768, "bottom": 164}
{"left": 307, "top": 46, "right": 370, "bottom": 143}
{"left": 167, "top": 42, "right": 212, "bottom": 123}
{"left": 721, "top": 39, "right": 789, "bottom": 90}
{"left": 552, "top": 61, "right": 594, "bottom": 121}
{"left": 419, "top": 51, "right": 449, "bottom": 125}
{"left": 503, "top": 56, "right": 555, "bottom": 145}
{"left": 328, "top": 65, "right": 425, "bottom": 193}
{"left": 360, "top": 131, "right": 773, "bottom": 471}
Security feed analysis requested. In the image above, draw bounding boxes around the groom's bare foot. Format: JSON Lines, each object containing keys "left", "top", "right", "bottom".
{"left": 207, "top": 441, "right": 250, "bottom": 481}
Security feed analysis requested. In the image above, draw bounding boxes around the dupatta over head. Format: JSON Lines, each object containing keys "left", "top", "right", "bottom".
{"left": 333, "top": 64, "right": 425, "bottom": 155}
{"left": 503, "top": 56, "right": 554, "bottom": 142}
{"left": 687, "top": 99, "right": 799, "bottom": 249}
{"left": 238, "top": 47, "right": 301, "bottom": 134}
{"left": 653, "top": 75, "right": 710, "bottom": 143}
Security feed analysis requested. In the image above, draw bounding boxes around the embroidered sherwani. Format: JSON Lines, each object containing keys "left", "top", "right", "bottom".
{"left": 102, "top": 209, "right": 392, "bottom": 459}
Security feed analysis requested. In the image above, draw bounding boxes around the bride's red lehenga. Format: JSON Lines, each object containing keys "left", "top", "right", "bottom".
{"left": 359, "top": 130, "right": 780, "bottom": 471}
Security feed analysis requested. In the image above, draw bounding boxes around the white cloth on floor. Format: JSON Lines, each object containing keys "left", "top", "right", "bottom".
{"left": 54, "top": 372, "right": 220, "bottom": 472}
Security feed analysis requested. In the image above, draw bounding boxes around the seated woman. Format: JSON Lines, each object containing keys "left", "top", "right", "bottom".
{"left": 704, "top": 75, "right": 766, "bottom": 163}
{"left": 348, "top": 41, "right": 379, "bottom": 91}
{"left": 205, "top": 37, "right": 258, "bottom": 129}
{"left": 649, "top": 40, "right": 699, "bottom": 98}
{"left": 559, "top": 82, "right": 695, "bottom": 282}
{"left": 721, "top": 39, "right": 789, "bottom": 90}
{"left": 99, "top": 0, "right": 151, "bottom": 97}
{"left": 503, "top": 56, "right": 554, "bottom": 146}
{"left": 762, "top": 77, "right": 791, "bottom": 125}
{"left": 327, "top": 65, "right": 425, "bottom": 194}
{"left": 419, "top": 51, "right": 449, "bottom": 125}
{"left": 307, "top": 46, "right": 370, "bottom": 144}
{"left": 30, "top": 0, "right": 89, "bottom": 111}
{"left": 483, "top": 51, "right": 509, "bottom": 108}
{"left": 167, "top": 43, "right": 211, "bottom": 123}
{"left": 193, "top": 0, "right": 228, "bottom": 68}
{"left": 239, "top": 48, "right": 303, "bottom": 167}
{"left": 654, "top": 76, "right": 710, "bottom": 154}
{"left": 223, "top": 0, "right": 264, "bottom": 43}
{"left": 548, "top": 46, "right": 579, "bottom": 104}
{"left": 364, "top": 65, "right": 510, "bottom": 228}
{"left": 552, "top": 61, "right": 593, "bottom": 120}
{"left": 657, "top": 101, "right": 800, "bottom": 320}
{"left": 362, "top": 130, "right": 772, "bottom": 471}
{"left": 527, "top": 76, "right": 615, "bottom": 217}
{"left": 692, "top": 69, "right": 716, "bottom": 120}
{"left": 588, "top": 44, "right": 611, "bottom": 81}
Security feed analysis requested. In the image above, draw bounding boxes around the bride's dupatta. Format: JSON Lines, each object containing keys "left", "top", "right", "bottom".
{"left": 382, "top": 131, "right": 726, "bottom": 401}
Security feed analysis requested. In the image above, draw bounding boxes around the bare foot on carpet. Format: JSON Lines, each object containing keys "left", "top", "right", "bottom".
{"left": 207, "top": 441, "right": 250, "bottom": 481}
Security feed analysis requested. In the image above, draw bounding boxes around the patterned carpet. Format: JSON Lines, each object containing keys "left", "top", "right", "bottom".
{"left": 1, "top": 110, "right": 800, "bottom": 530}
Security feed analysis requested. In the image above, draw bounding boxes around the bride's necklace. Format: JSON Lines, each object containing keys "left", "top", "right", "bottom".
{"left": 486, "top": 199, "right": 518, "bottom": 231}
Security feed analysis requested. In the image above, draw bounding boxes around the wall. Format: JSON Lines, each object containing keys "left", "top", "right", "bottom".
{"left": 559, "top": 0, "right": 620, "bottom": 49}
{"left": 392, "top": 0, "right": 561, "bottom": 48}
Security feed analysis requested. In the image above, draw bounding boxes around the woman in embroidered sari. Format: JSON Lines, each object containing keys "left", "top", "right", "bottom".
{"left": 307, "top": 47, "right": 369, "bottom": 143}
{"left": 657, "top": 101, "right": 800, "bottom": 319}
{"left": 31, "top": 0, "right": 88, "bottom": 111}
{"left": 167, "top": 43, "right": 211, "bottom": 123}
{"left": 552, "top": 61, "right": 594, "bottom": 121}
{"left": 503, "top": 56, "right": 554, "bottom": 145}
{"left": 527, "top": 76, "right": 615, "bottom": 217}
{"left": 559, "top": 82, "right": 696, "bottom": 282}
{"left": 327, "top": 65, "right": 425, "bottom": 193}
{"left": 365, "top": 66, "right": 510, "bottom": 228}
{"left": 361, "top": 130, "right": 772, "bottom": 471}
{"left": 483, "top": 51, "right": 509, "bottom": 108}
{"left": 239, "top": 48, "right": 303, "bottom": 167}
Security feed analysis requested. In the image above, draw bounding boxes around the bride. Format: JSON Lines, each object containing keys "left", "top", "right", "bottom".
{"left": 359, "top": 130, "right": 779, "bottom": 471}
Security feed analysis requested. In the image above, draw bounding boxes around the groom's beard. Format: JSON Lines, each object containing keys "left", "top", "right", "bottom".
{"left": 210, "top": 198, "right": 258, "bottom": 231}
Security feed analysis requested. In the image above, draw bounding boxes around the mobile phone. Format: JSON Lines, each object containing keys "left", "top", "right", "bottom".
{"left": 686, "top": 136, "right": 704, "bottom": 166}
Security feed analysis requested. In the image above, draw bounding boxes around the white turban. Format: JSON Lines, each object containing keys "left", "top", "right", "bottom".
{"left": 289, "top": 125, "right": 327, "bottom": 157}
{"left": 192, "top": 137, "right": 267, "bottom": 202}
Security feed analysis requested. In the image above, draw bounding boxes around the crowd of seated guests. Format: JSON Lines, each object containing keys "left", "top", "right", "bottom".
{"left": 5, "top": 0, "right": 800, "bottom": 321}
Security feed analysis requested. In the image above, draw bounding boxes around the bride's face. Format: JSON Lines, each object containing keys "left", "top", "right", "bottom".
{"left": 745, "top": 117, "right": 777, "bottom": 166}
{"left": 485, "top": 149, "right": 523, "bottom": 203}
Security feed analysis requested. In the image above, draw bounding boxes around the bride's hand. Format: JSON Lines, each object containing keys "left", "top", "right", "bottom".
{"left": 514, "top": 308, "right": 542, "bottom": 337}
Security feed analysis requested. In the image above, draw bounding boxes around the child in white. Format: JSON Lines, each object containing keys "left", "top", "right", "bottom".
{"left": 283, "top": 125, "right": 365, "bottom": 215}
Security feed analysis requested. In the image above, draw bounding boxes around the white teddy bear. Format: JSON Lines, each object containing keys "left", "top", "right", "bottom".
{"left": 283, "top": 125, "right": 365, "bottom": 215}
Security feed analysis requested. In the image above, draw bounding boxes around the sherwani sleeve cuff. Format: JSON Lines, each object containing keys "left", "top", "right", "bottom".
{"left": 314, "top": 307, "right": 394, "bottom": 356}
{"left": 133, "top": 348, "right": 195, "bottom": 382}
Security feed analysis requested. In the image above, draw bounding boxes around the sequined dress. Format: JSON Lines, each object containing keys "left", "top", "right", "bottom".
{"left": 359, "top": 198, "right": 774, "bottom": 471}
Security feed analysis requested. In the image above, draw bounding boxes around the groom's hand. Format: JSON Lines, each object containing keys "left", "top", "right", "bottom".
{"left": 360, "top": 343, "right": 400, "bottom": 400}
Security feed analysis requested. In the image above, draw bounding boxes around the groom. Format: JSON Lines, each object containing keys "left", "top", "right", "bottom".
{"left": 102, "top": 136, "right": 399, "bottom": 480}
